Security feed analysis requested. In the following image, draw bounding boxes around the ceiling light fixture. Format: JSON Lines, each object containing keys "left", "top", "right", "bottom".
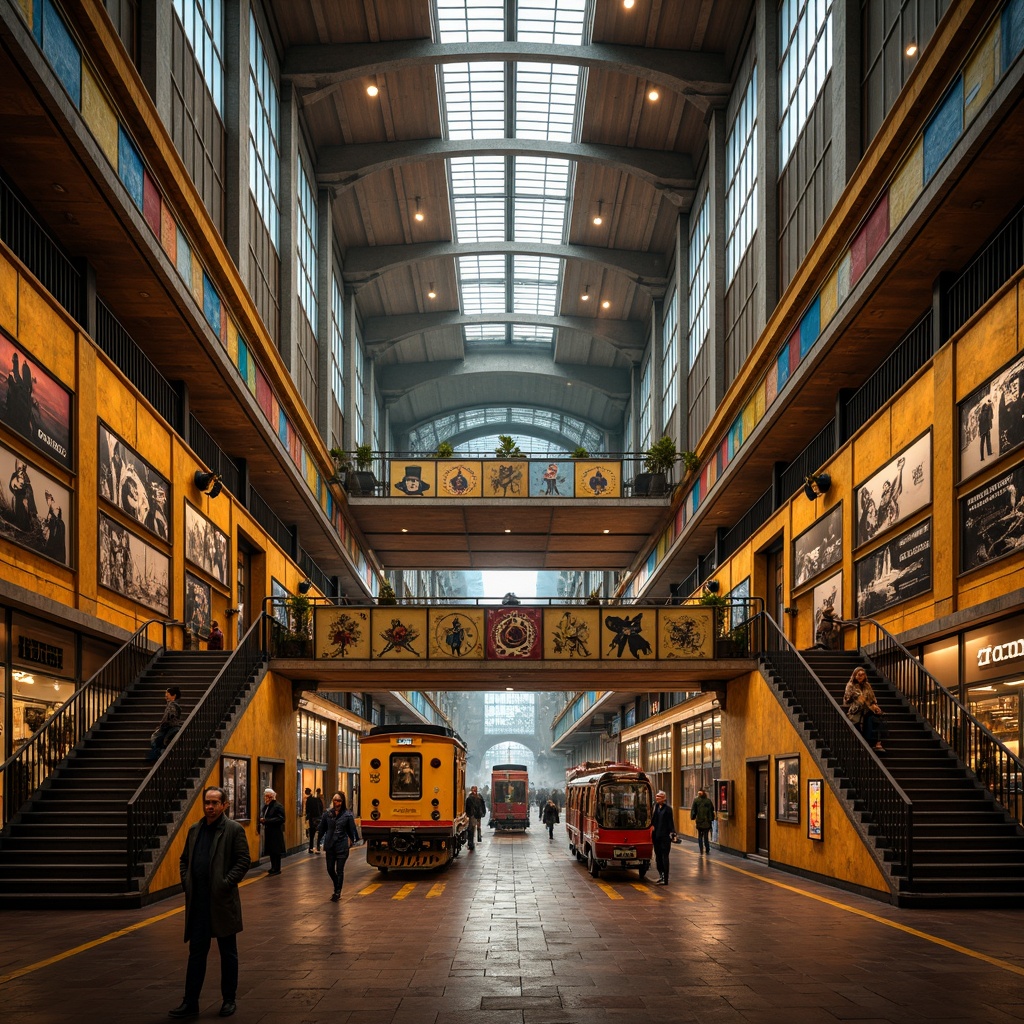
{"left": 593, "top": 201, "right": 603, "bottom": 226}
{"left": 623, "top": 0, "right": 635, "bottom": 8}
{"left": 601, "top": 299, "right": 611, "bottom": 309}
{"left": 414, "top": 196, "right": 424, "bottom": 222}
{"left": 366, "top": 82, "right": 379, "bottom": 97}
{"left": 648, "top": 87, "right": 660, "bottom": 102}
{"left": 603, "top": 529, "right": 610, "bottom": 534}
{"left": 427, "top": 283, "right": 437, "bottom": 299}
{"left": 51, "top": 183, "right": 66, "bottom": 193}
{"left": 905, "top": 42, "right": 918, "bottom": 57}
{"left": 401, "top": 528, "right": 408, "bottom": 533}
{"left": 581, "top": 284, "right": 590, "bottom": 301}
{"left": 504, "top": 528, "right": 511, "bottom": 533}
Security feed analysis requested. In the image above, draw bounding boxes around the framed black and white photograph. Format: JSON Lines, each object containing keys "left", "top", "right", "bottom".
{"left": 0, "top": 329, "right": 73, "bottom": 470}
{"left": 184, "top": 502, "right": 230, "bottom": 588}
{"left": 98, "top": 423, "right": 170, "bottom": 541}
{"left": 960, "top": 460, "right": 1024, "bottom": 573}
{"left": 854, "top": 431, "right": 932, "bottom": 548}
{"left": 855, "top": 518, "right": 932, "bottom": 616}
{"left": 185, "top": 571, "right": 212, "bottom": 638}
{"left": 271, "top": 578, "right": 288, "bottom": 626}
{"left": 221, "top": 755, "right": 250, "bottom": 822}
{"left": 793, "top": 503, "right": 843, "bottom": 590}
{"left": 959, "top": 350, "right": 1024, "bottom": 482}
{"left": 776, "top": 755, "right": 800, "bottom": 823}
{"left": 812, "top": 571, "right": 843, "bottom": 649}
{"left": 0, "top": 440, "right": 71, "bottom": 566}
{"left": 98, "top": 511, "right": 170, "bottom": 615}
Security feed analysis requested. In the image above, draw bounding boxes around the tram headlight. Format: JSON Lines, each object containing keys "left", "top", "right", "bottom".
{"left": 431, "top": 798, "right": 439, "bottom": 807}
{"left": 371, "top": 798, "right": 380, "bottom": 807}
{"left": 430, "top": 757, "right": 441, "bottom": 768}
{"left": 370, "top": 758, "right": 381, "bottom": 769}
{"left": 431, "top": 810, "right": 440, "bottom": 820}
{"left": 370, "top": 810, "right": 380, "bottom": 820}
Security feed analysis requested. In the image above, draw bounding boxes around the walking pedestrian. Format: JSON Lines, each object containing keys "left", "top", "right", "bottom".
{"left": 258, "top": 789, "right": 285, "bottom": 875}
{"left": 690, "top": 788, "right": 716, "bottom": 855}
{"left": 169, "top": 786, "right": 250, "bottom": 1019}
{"left": 145, "top": 686, "right": 182, "bottom": 762}
{"left": 541, "top": 798, "right": 560, "bottom": 841}
{"left": 304, "top": 787, "right": 323, "bottom": 853}
{"left": 651, "top": 790, "right": 676, "bottom": 885}
{"left": 465, "top": 785, "right": 486, "bottom": 850}
{"left": 317, "top": 792, "right": 359, "bottom": 902}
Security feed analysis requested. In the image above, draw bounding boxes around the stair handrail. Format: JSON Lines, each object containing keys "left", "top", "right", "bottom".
{"left": 855, "top": 617, "right": 1024, "bottom": 829}
{"left": 759, "top": 612, "right": 915, "bottom": 881}
{"left": 126, "top": 614, "right": 268, "bottom": 880}
{"left": 0, "top": 619, "right": 176, "bottom": 829}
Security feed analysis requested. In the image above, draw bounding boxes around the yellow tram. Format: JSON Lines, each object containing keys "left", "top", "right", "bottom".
{"left": 359, "top": 724, "right": 470, "bottom": 872}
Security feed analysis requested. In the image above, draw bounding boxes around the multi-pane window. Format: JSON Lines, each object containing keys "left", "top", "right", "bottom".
{"left": 337, "top": 725, "right": 359, "bottom": 770}
{"left": 779, "top": 0, "right": 833, "bottom": 169}
{"left": 248, "top": 12, "right": 279, "bottom": 250}
{"left": 173, "top": 0, "right": 224, "bottom": 113}
{"left": 638, "top": 359, "right": 652, "bottom": 450}
{"left": 484, "top": 692, "right": 535, "bottom": 734}
{"left": 353, "top": 334, "right": 365, "bottom": 446}
{"left": 661, "top": 292, "right": 679, "bottom": 429}
{"left": 296, "top": 710, "right": 328, "bottom": 764}
{"left": 688, "top": 192, "right": 710, "bottom": 363}
{"left": 296, "top": 155, "right": 317, "bottom": 329}
{"left": 679, "top": 709, "right": 722, "bottom": 808}
{"left": 331, "top": 274, "right": 345, "bottom": 413}
{"left": 407, "top": 408, "right": 601, "bottom": 453}
{"left": 725, "top": 67, "right": 758, "bottom": 285}
{"left": 645, "top": 728, "right": 672, "bottom": 773}
{"left": 623, "top": 738, "right": 639, "bottom": 765}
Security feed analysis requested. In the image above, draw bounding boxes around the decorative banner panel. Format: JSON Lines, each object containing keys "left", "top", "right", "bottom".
{"left": 601, "top": 608, "right": 656, "bottom": 660}
{"left": 574, "top": 460, "right": 621, "bottom": 498}
{"left": 658, "top": 607, "right": 714, "bottom": 659}
{"left": 484, "top": 460, "right": 528, "bottom": 498}
{"left": 543, "top": 607, "right": 600, "bottom": 659}
{"left": 436, "top": 461, "right": 483, "bottom": 498}
{"left": 855, "top": 518, "right": 933, "bottom": 616}
{"left": 429, "top": 607, "right": 485, "bottom": 659}
{"left": 389, "top": 461, "right": 436, "bottom": 498}
{"left": 529, "top": 460, "right": 572, "bottom": 497}
{"left": 184, "top": 571, "right": 211, "bottom": 637}
{"left": 854, "top": 430, "right": 932, "bottom": 548}
{"left": 485, "top": 606, "right": 542, "bottom": 659}
{"left": 316, "top": 606, "right": 372, "bottom": 659}
{"left": 371, "top": 608, "right": 428, "bottom": 659}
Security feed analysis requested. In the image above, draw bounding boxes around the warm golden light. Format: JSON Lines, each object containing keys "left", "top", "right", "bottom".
{"left": 601, "top": 300, "right": 611, "bottom": 309}
{"left": 905, "top": 42, "right": 918, "bottom": 57}
{"left": 648, "top": 88, "right": 660, "bottom": 102}
{"left": 414, "top": 197, "right": 424, "bottom": 222}
{"left": 427, "top": 283, "right": 437, "bottom": 299}
{"left": 366, "top": 83, "right": 379, "bottom": 97}
{"left": 623, "top": 0, "right": 635, "bottom": 8}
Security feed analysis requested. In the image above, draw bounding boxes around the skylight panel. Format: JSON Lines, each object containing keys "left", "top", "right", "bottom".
{"left": 442, "top": 64, "right": 505, "bottom": 139}
{"left": 513, "top": 198, "right": 567, "bottom": 244}
{"left": 515, "top": 64, "right": 579, "bottom": 141}
{"left": 437, "top": 0, "right": 505, "bottom": 42}
{"left": 513, "top": 255, "right": 560, "bottom": 315}
{"left": 514, "top": 157, "right": 569, "bottom": 196}
{"left": 453, "top": 197, "right": 506, "bottom": 242}
{"left": 464, "top": 324, "right": 508, "bottom": 344}
{"left": 450, "top": 156, "right": 506, "bottom": 194}
{"left": 512, "top": 325, "right": 554, "bottom": 346}
{"left": 513, "top": 158, "right": 569, "bottom": 243}
{"left": 516, "top": 0, "right": 586, "bottom": 45}
{"left": 458, "top": 255, "right": 507, "bottom": 314}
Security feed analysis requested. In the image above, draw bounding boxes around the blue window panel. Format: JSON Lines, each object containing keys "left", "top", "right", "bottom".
{"left": 729, "top": 416, "right": 743, "bottom": 457}
{"left": 777, "top": 341, "right": 792, "bottom": 391}
{"left": 202, "top": 272, "right": 221, "bottom": 333}
{"left": 646, "top": 550, "right": 657, "bottom": 576}
{"left": 42, "top": 0, "right": 81, "bottom": 108}
{"left": 799, "top": 296, "right": 821, "bottom": 357}
{"left": 278, "top": 408, "right": 288, "bottom": 444}
{"left": 237, "top": 337, "right": 249, "bottom": 380}
{"left": 923, "top": 77, "right": 964, "bottom": 182}
{"left": 1004, "top": 0, "right": 1024, "bottom": 71}
{"left": 117, "top": 126, "right": 145, "bottom": 210}
{"left": 32, "top": 0, "right": 42, "bottom": 41}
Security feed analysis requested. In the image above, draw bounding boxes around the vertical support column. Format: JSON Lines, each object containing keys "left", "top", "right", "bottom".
{"left": 366, "top": 356, "right": 377, "bottom": 451}
{"left": 707, "top": 109, "right": 727, "bottom": 406}
{"left": 223, "top": 0, "right": 250, "bottom": 271}
{"left": 139, "top": 0, "right": 173, "bottom": 127}
{"left": 755, "top": 0, "right": 780, "bottom": 332}
{"left": 277, "top": 81, "right": 298, "bottom": 373}
{"left": 831, "top": 0, "right": 863, "bottom": 201}
{"left": 344, "top": 291, "right": 358, "bottom": 451}
{"left": 675, "top": 212, "right": 690, "bottom": 452}
{"left": 316, "top": 187, "right": 334, "bottom": 444}
{"left": 649, "top": 300, "right": 664, "bottom": 440}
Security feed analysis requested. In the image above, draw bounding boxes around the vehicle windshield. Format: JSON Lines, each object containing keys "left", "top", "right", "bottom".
{"left": 494, "top": 780, "right": 526, "bottom": 804}
{"left": 596, "top": 782, "right": 652, "bottom": 829}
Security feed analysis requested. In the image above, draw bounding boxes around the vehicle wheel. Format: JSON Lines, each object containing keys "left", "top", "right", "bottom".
{"left": 638, "top": 861, "right": 649, "bottom": 880}
{"left": 587, "top": 849, "right": 600, "bottom": 878}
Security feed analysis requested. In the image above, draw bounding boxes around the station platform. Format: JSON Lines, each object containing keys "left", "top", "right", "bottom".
{"left": 2, "top": 828, "right": 1023, "bottom": 1023}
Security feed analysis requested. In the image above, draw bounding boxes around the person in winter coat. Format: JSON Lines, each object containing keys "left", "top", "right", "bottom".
{"left": 170, "top": 786, "right": 250, "bottom": 1019}
{"left": 690, "top": 788, "right": 716, "bottom": 855}
{"left": 541, "top": 799, "right": 560, "bottom": 840}
{"left": 258, "top": 789, "right": 286, "bottom": 875}
{"left": 317, "top": 791, "right": 360, "bottom": 902}
{"left": 651, "top": 790, "right": 676, "bottom": 885}
{"left": 465, "top": 786, "right": 487, "bottom": 850}
{"left": 145, "top": 686, "right": 182, "bottom": 761}
{"left": 304, "top": 787, "right": 324, "bottom": 853}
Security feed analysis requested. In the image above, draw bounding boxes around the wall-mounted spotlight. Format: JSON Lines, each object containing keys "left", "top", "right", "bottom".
{"left": 366, "top": 82, "right": 379, "bottom": 97}
{"left": 704, "top": 579, "right": 720, "bottom": 594}
{"left": 803, "top": 472, "right": 831, "bottom": 500}
{"left": 194, "top": 470, "right": 223, "bottom": 498}
{"left": 297, "top": 579, "right": 313, "bottom": 595}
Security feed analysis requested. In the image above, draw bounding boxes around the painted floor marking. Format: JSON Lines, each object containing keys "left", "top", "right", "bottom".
{"left": 426, "top": 882, "right": 446, "bottom": 898}
{"left": 597, "top": 881, "right": 623, "bottom": 900}
{"left": 358, "top": 882, "right": 382, "bottom": 896}
{"left": 393, "top": 882, "right": 417, "bottom": 900}
{"left": 632, "top": 882, "right": 663, "bottom": 899}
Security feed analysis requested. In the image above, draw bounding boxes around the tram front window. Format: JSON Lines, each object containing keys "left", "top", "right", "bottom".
{"left": 597, "top": 783, "right": 652, "bottom": 829}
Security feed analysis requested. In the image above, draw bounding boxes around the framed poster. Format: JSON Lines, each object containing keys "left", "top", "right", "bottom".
{"left": 316, "top": 605, "right": 371, "bottom": 659}
{"left": 573, "top": 460, "right": 621, "bottom": 498}
{"left": 0, "top": 440, "right": 72, "bottom": 566}
{"left": 529, "top": 460, "right": 571, "bottom": 497}
{"left": 184, "top": 502, "right": 230, "bottom": 587}
{"left": 960, "top": 460, "right": 1024, "bottom": 572}
{"left": 389, "top": 461, "right": 435, "bottom": 497}
{"left": 793, "top": 503, "right": 842, "bottom": 590}
{"left": 854, "top": 431, "right": 932, "bottom": 548}
{"left": 98, "top": 511, "right": 170, "bottom": 614}
{"left": 98, "top": 423, "right": 170, "bottom": 541}
{"left": 776, "top": 755, "right": 800, "bottom": 823}
{"left": 221, "top": 755, "right": 250, "bottom": 822}
{"left": 959, "top": 349, "right": 1024, "bottom": 481}
{"left": 807, "top": 779, "right": 824, "bottom": 840}
{"left": 0, "top": 330, "right": 73, "bottom": 470}
{"left": 657, "top": 606, "right": 714, "bottom": 659}
{"left": 486, "top": 460, "right": 527, "bottom": 498}
{"left": 184, "top": 572, "right": 212, "bottom": 637}
{"left": 371, "top": 607, "right": 427, "bottom": 659}
{"left": 855, "top": 518, "right": 932, "bottom": 616}
{"left": 436, "top": 461, "right": 482, "bottom": 498}
{"left": 485, "top": 606, "right": 542, "bottom": 659}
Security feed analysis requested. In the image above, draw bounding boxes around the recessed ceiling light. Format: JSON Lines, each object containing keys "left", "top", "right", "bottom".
{"left": 52, "top": 183, "right": 66, "bottom": 193}
{"left": 504, "top": 528, "right": 511, "bottom": 533}
{"left": 603, "top": 529, "right": 610, "bottom": 534}
{"left": 366, "top": 83, "right": 379, "bottom": 97}
{"left": 648, "top": 88, "right": 660, "bottom": 102}
{"left": 505, "top": 687, "right": 514, "bottom": 691}
{"left": 905, "top": 43, "right": 918, "bottom": 57}
{"left": 139, "top": 290, "right": 150, "bottom": 298}
{"left": 601, "top": 299, "right": 611, "bottom": 309}
{"left": 623, "top": 0, "right": 635, "bottom": 8}
{"left": 401, "top": 528, "right": 408, "bottom": 533}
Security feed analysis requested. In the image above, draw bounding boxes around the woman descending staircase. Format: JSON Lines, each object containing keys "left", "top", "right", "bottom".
{"left": 0, "top": 650, "right": 253, "bottom": 909}
{"left": 799, "top": 649, "right": 1024, "bottom": 907}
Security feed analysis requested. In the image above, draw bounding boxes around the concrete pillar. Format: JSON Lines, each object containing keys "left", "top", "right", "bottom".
{"left": 755, "top": 0, "right": 780, "bottom": 331}
{"left": 277, "top": 81, "right": 298, "bottom": 372}
{"left": 831, "top": 0, "right": 863, "bottom": 201}
{"left": 675, "top": 213, "right": 690, "bottom": 451}
{"left": 650, "top": 300, "right": 664, "bottom": 440}
{"left": 316, "top": 187, "right": 334, "bottom": 444}
{"left": 344, "top": 291, "right": 358, "bottom": 451}
{"left": 139, "top": 0, "right": 173, "bottom": 127}
{"left": 708, "top": 108, "right": 727, "bottom": 406}
{"left": 223, "top": 0, "right": 250, "bottom": 272}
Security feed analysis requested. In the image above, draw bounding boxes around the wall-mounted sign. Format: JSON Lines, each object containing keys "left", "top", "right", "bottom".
{"left": 965, "top": 613, "right": 1024, "bottom": 684}
{"left": 16, "top": 635, "right": 64, "bottom": 670}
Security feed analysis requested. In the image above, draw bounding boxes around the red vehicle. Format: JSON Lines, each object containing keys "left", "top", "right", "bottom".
{"left": 489, "top": 763, "right": 530, "bottom": 832}
{"left": 565, "top": 761, "right": 653, "bottom": 879}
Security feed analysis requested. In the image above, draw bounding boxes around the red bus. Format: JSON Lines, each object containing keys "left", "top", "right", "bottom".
{"left": 565, "top": 761, "right": 653, "bottom": 879}
{"left": 489, "top": 763, "right": 530, "bottom": 832}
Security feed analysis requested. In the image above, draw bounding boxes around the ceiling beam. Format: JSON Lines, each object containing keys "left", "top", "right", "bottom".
{"left": 318, "top": 139, "right": 696, "bottom": 207}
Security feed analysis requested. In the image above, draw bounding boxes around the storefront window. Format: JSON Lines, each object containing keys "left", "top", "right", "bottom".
{"left": 967, "top": 688, "right": 1021, "bottom": 757}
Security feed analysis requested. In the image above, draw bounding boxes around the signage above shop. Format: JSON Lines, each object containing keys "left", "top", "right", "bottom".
{"left": 977, "top": 639, "right": 1024, "bottom": 669}
{"left": 965, "top": 613, "right": 1024, "bottom": 684}
{"left": 16, "top": 635, "right": 64, "bottom": 670}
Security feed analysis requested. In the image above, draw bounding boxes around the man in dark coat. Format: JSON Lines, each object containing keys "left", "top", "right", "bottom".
{"left": 651, "top": 790, "right": 676, "bottom": 885}
{"left": 465, "top": 785, "right": 486, "bottom": 850}
{"left": 171, "top": 786, "right": 250, "bottom": 1019}
{"left": 690, "top": 788, "right": 716, "bottom": 855}
{"left": 304, "top": 787, "right": 324, "bottom": 853}
{"left": 541, "top": 798, "right": 560, "bottom": 841}
{"left": 258, "top": 789, "right": 286, "bottom": 875}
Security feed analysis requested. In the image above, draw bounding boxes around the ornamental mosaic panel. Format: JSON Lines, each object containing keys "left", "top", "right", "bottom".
{"left": 371, "top": 608, "right": 428, "bottom": 660}
{"left": 315, "top": 606, "right": 371, "bottom": 660}
{"left": 485, "top": 607, "right": 542, "bottom": 659}
{"left": 428, "top": 608, "right": 485, "bottom": 659}
{"left": 543, "top": 607, "right": 600, "bottom": 660}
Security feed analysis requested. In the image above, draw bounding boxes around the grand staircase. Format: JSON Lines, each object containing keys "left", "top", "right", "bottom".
{"left": 797, "top": 649, "right": 1024, "bottom": 907}
{"left": 0, "top": 650, "right": 260, "bottom": 908}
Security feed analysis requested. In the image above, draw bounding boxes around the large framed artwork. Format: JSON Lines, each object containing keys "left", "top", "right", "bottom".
{"left": 959, "top": 350, "right": 1024, "bottom": 482}
{"left": 573, "top": 461, "right": 621, "bottom": 498}
{"left": 657, "top": 606, "right": 714, "bottom": 659}
{"left": 960, "top": 460, "right": 1024, "bottom": 572}
{"left": 813, "top": 571, "right": 843, "bottom": 648}
{"left": 529, "top": 460, "right": 572, "bottom": 497}
{"left": 807, "top": 779, "right": 824, "bottom": 841}
{"left": 316, "top": 606, "right": 371, "bottom": 659}
{"left": 98, "top": 511, "right": 170, "bottom": 614}
{"left": 854, "top": 431, "right": 932, "bottom": 548}
{"left": 855, "top": 518, "right": 932, "bottom": 616}
{"left": 485, "top": 606, "right": 543, "bottom": 659}
{"left": 430, "top": 608, "right": 485, "bottom": 659}
{"left": 0, "top": 440, "right": 72, "bottom": 566}
{"left": 775, "top": 755, "right": 800, "bottom": 823}
{"left": 371, "top": 607, "right": 428, "bottom": 659}
{"left": 543, "top": 607, "right": 600, "bottom": 659}
{"left": 435, "top": 461, "right": 482, "bottom": 498}
{"left": 0, "top": 330, "right": 73, "bottom": 470}
{"left": 601, "top": 608, "right": 656, "bottom": 660}
{"left": 184, "top": 572, "right": 212, "bottom": 637}
{"left": 184, "top": 502, "right": 230, "bottom": 587}
{"left": 792, "top": 503, "right": 842, "bottom": 590}
{"left": 98, "top": 423, "right": 170, "bottom": 541}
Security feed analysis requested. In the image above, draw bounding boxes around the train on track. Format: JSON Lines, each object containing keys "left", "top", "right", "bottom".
{"left": 489, "top": 762, "right": 530, "bottom": 832}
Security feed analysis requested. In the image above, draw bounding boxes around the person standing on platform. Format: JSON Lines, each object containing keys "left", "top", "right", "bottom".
{"left": 258, "top": 789, "right": 285, "bottom": 875}
{"left": 465, "top": 785, "right": 486, "bottom": 850}
{"left": 207, "top": 621, "right": 225, "bottom": 650}
{"left": 542, "top": 798, "right": 560, "bottom": 841}
{"left": 145, "top": 686, "right": 182, "bottom": 762}
{"left": 170, "top": 786, "right": 250, "bottom": 1019}
{"left": 690, "top": 788, "right": 716, "bottom": 855}
{"left": 304, "top": 787, "right": 323, "bottom": 853}
{"left": 651, "top": 790, "right": 676, "bottom": 885}
{"left": 317, "top": 792, "right": 359, "bottom": 902}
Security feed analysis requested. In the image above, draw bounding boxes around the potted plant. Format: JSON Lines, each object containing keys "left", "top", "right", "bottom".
{"left": 350, "top": 443, "right": 376, "bottom": 495}
{"left": 634, "top": 435, "right": 677, "bottom": 496}
{"left": 699, "top": 586, "right": 728, "bottom": 637}
{"left": 571, "top": 446, "right": 590, "bottom": 459}
{"left": 434, "top": 441, "right": 455, "bottom": 458}
{"left": 586, "top": 585, "right": 602, "bottom": 606}
{"left": 494, "top": 435, "right": 523, "bottom": 459}
{"left": 378, "top": 579, "right": 398, "bottom": 605}
{"left": 276, "top": 594, "right": 312, "bottom": 657}
{"left": 328, "top": 446, "right": 351, "bottom": 486}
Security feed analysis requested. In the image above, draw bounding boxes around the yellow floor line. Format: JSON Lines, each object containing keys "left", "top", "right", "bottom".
{"left": 631, "top": 882, "right": 662, "bottom": 899}
{"left": 597, "top": 881, "right": 623, "bottom": 900}
{"left": 358, "top": 882, "right": 382, "bottom": 896}
{"left": 426, "top": 883, "right": 446, "bottom": 899}
{"left": 393, "top": 882, "right": 417, "bottom": 900}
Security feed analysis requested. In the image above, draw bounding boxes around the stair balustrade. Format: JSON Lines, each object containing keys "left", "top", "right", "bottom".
{"left": 855, "top": 617, "right": 1024, "bottom": 829}
{"left": 126, "top": 615, "right": 268, "bottom": 880}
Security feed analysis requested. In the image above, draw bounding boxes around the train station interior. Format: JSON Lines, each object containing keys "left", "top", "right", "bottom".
{"left": 2, "top": 0, "right": 1024, "bottom": 1019}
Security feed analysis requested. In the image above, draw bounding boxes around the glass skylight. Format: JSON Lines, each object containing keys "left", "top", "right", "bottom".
{"left": 513, "top": 256, "right": 560, "bottom": 315}
{"left": 458, "top": 255, "right": 507, "bottom": 314}
{"left": 515, "top": 63, "right": 579, "bottom": 141}
{"left": 408, "top": 406, "right": 603, "bottom": 453}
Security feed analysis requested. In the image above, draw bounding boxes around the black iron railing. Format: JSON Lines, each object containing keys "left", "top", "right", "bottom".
{"left": 719, "top": 483, "right": 775, "bottom": 560}
{"left": 126, "top": 615, "right": 268, "bottom": 880}
{"left": 189, "top": 414, "right": 241, "bottom": 497}
{"left": 760, "top": 613, "right": 914, "bottom": 880}
{"left": 0, "top": 620, "right": 169, "bottom": 828}
{"left": 248, "top": 484, "right": 293, "bottom": 552}
{"left": 856, "top": 617, "right": 1024, "bottom": 829}
{"left": 779, "top": 420, "right": 837, "bottom": 500}
{"left": 298, "top": 547, "right": 333, "bottom": 597}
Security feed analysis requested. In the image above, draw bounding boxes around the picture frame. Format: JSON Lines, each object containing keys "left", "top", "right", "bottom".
{"left": 855, "top": 518, "right": 932, "bottom": 616}
{"left": 184, "top": 571, "right": 212, "bottom": 638}
{"left": 98, "top": 423, "right": 171, "bottom": 541}
{"left": 98, "top": 511, "right": 169, "bottom": 615}
{"left": 812, "top": 571, "right": 843, "bottom": 649}
{"left": 958, "top": 349, "right": 1024, "bottom": 482}
{"left": 807, "top": 779, "right": 824, "bottom": 840}
{"left": 775, "top": 755, "right": 800, "bottom": 823}
{"left": 959, "top": 460, "right": 1024, "bottom": 573}
{"left": 792, "top": 503, "right": 843, "bottom": 590}
{"left": 854, "top": 430, "right": 932, "bottom": 548}
{"left": 221, "top": 755, "right": 250, "bottom": 822}
{"left": 184, "top": 501, "right": 230, "bottom": 588}
{"left": 271, "top": 578, "right": 288, "bottom": 626}
{"left": 0, "top": 439, "right": 72, "bottom": 567}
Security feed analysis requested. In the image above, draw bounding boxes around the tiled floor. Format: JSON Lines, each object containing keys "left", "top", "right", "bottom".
{"left": 2, "top": 830, "right": 1024, "bottom": 1023}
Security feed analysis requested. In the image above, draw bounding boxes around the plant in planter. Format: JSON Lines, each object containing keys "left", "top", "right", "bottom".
{"left": 328, "top": 446, "right": 352, "bottom": 485}
{"left": 349, "top": 443, "right": 376, "bottom": 495}
{"left": 571, "top": 446, "right": 590, "bottom": 459}
{"left": 275, "top": 594, "right": 312, "bottom": 657}
{"left": 494, "top": 434, "right": 523, "bottom": 459}
{"left": 378, "top": 579, "right": 398, "bottom": 605}
{"left": 634, "top": 435, "right": 677, "bottom": 496}
{"left": 434, "top": 441, "right": 455, "bottom": 458}
{"left": 586, "top": 585, "right": 602, "bottom": 606}
{"left": 699, "top": 587, "right": 728, "bottom": 637}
